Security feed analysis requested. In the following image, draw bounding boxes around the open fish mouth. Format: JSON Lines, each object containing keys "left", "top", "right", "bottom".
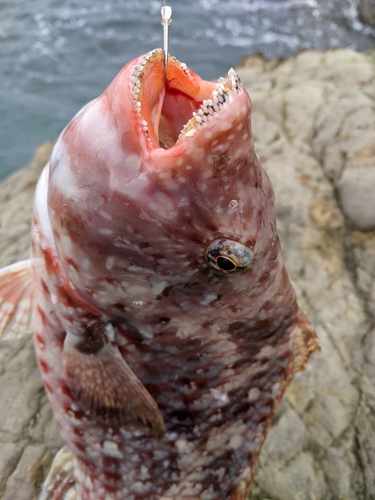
{"left": 129, "top": 48, "right": 244, "bottom": 149}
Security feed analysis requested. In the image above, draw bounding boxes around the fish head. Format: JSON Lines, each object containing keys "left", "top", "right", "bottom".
{"left": 47, "top": 49, "right": 291, "bottom": 327}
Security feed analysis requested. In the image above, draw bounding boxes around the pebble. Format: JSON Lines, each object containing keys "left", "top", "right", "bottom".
{"left": 337, "top": 165, "right": 375, "bottom": 230}
{"left": 357, "top": 0, "right": 375, "bottom": 26}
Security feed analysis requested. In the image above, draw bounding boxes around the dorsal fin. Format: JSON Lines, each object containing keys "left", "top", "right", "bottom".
{"left": 0, "top": 260, "right": 36, "bottom": 339}
{"left": 292, "top": 308, "right": 320, "bottom": 373}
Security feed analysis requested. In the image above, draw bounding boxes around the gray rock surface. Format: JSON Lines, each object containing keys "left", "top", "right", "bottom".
{"left": 0, "top": 49, "right": 375, "bottom": 499}
{"left": 337, "top": 165, "right": 375, "bottom": 230}
{"left": 357, "top": 0, "right": 375, "bottom": 26}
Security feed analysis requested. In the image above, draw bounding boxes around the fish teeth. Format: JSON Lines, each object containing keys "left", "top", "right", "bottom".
{"left": 169, "top": 56, "right": 193, "bottom": 79}
{"left": 177, "top": 70, "right": 244, "bottom": 141}
{"left": 129, "top": 49, "right": 162, "bottom": 138}
{"left": 227, "top": 68, "right": 243, "bottom": 93}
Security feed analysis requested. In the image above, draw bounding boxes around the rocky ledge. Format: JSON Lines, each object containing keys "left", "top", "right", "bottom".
{"left": 0, "top": 48, "right": 375, "bottom": 500}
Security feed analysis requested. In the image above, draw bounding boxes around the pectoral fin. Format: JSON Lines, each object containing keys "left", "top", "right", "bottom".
{"left": 292, "top": 308, "right": 320, "bottom": 373}
{"left": 0, "top": 260, "right": 35, "bottom": 338}
{"left": 62, "top": 324, "right": 165, "bottom": 438}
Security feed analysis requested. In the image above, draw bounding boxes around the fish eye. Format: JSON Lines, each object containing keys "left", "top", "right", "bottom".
{"left": 206, "top": 239, "right": 253, "bottom": 274}
{"left": 215, "top": 256, "right": 237, "bottom": 272}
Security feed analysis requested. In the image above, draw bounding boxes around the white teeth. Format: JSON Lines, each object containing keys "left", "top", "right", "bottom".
{"left": 227, "top": 68, "right": 243, "bottom": 93}
{"left": 170, "top": 56, "right": 192, "bottom": 79}
{"left": 190, "top": 70, "right": 242, "bottom": 127}
{"left": 177, "top": 69, "right": 243, "bottom": 141}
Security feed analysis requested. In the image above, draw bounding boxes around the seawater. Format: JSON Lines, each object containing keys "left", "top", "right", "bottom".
{"left": 0, "top": 0, "right": 374, "bottom": 179}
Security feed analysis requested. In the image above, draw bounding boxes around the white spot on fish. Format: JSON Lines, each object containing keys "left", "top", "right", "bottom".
{"left": 132, "top": 481, "right": 153, "bottom": 493}
{"left": 51, "top": 293, "right": 58, "bottom": 305}
{"left": 229, "top": 199, "right": 238, "bottom": 210}
{"left": 229, "top": 434, "right": 242, "bottom": 449}
{"left": 140, "top": 465, "right": 151, "bottom": 480}
{"left": 210, "top": 388, "right": 230, "bottom": 405}
{"left": 176, "top": 438, "right": 188, "bottom": 453}
{"left": 272, "top": 382, "right": 281, "bottom": 397}
{"left": 247, "top": 387, "right": 261, "bottom": 402}
{"left": 65, "top": 490, "right": 76, "bottom": 500}
{"left": 99, "top": 210, "right": 112, "bottom": 221}
{"left": 200, "top": 294, "right": 217, "bottom": 305}
{"left": 106, "top": 256, "right": 115, "bottom": 270}
{"left": 133, "top": 300, "right": 144, "bottom": 308}
{"left": 105, "top": 324, "right": 115, "bottom": 342}
{"left": 102, "top": 440, "right": 123, "bottom": 458}
{"left": 81, "top": 258, "right": 90, "bottom": 270}
{"left": 151, "top": 281, "right": 168, "bottom": 297}
{"left": 99, "top": 228, "right": 113, "bottom": 235}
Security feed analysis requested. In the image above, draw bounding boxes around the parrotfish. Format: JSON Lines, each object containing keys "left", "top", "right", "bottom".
{"left": 0, "top": 49, "right": 319, "bottom": 500}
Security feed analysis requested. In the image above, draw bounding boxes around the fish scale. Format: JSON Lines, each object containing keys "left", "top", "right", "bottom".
{"left": 0, "top": 49, "right": 318, "bottom": 499}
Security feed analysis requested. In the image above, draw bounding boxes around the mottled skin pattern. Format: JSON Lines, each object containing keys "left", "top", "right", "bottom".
{"left": 28, "top": 50, "right": 319, "bottom": 499}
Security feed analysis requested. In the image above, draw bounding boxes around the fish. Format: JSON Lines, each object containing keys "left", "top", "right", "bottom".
{"left": 0, "top": 48, "right": 319, "bottom": 500}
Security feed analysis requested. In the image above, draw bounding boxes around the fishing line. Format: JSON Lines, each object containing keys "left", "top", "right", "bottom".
{"left": 161, "top": 2, "right": 172, "bottom": 77}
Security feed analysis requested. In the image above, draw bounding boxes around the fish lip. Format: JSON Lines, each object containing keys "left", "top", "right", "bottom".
{"left": 129, "top": 49, "right": 245, "bottom": 151}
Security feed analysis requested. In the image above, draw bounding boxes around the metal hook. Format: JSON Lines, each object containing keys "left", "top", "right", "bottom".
{"left": 161, "top": 4, "right": 172, "bottom": 77}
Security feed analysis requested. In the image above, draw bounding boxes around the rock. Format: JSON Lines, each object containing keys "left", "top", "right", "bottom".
{"left": 351, "top": 230, "right": 375, "bottom": 317}
{"left": 357, "top": 0, "right": 375, "bottom": 26}
{"left": 337, "top": 165, "right": 375, "bottom": 230}
{"left": 2, "top": 444, "right": 55, "bottom": 500}
{"left": 1, "top": 49, "right": 375, "bottom": 499}
{"left": 0, "top": 141, "right": 54, "bottom": 267}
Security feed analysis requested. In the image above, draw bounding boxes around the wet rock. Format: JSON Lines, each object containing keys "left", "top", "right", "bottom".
{"left": 357, "top": 0, "right": 375, "bottom": 27}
